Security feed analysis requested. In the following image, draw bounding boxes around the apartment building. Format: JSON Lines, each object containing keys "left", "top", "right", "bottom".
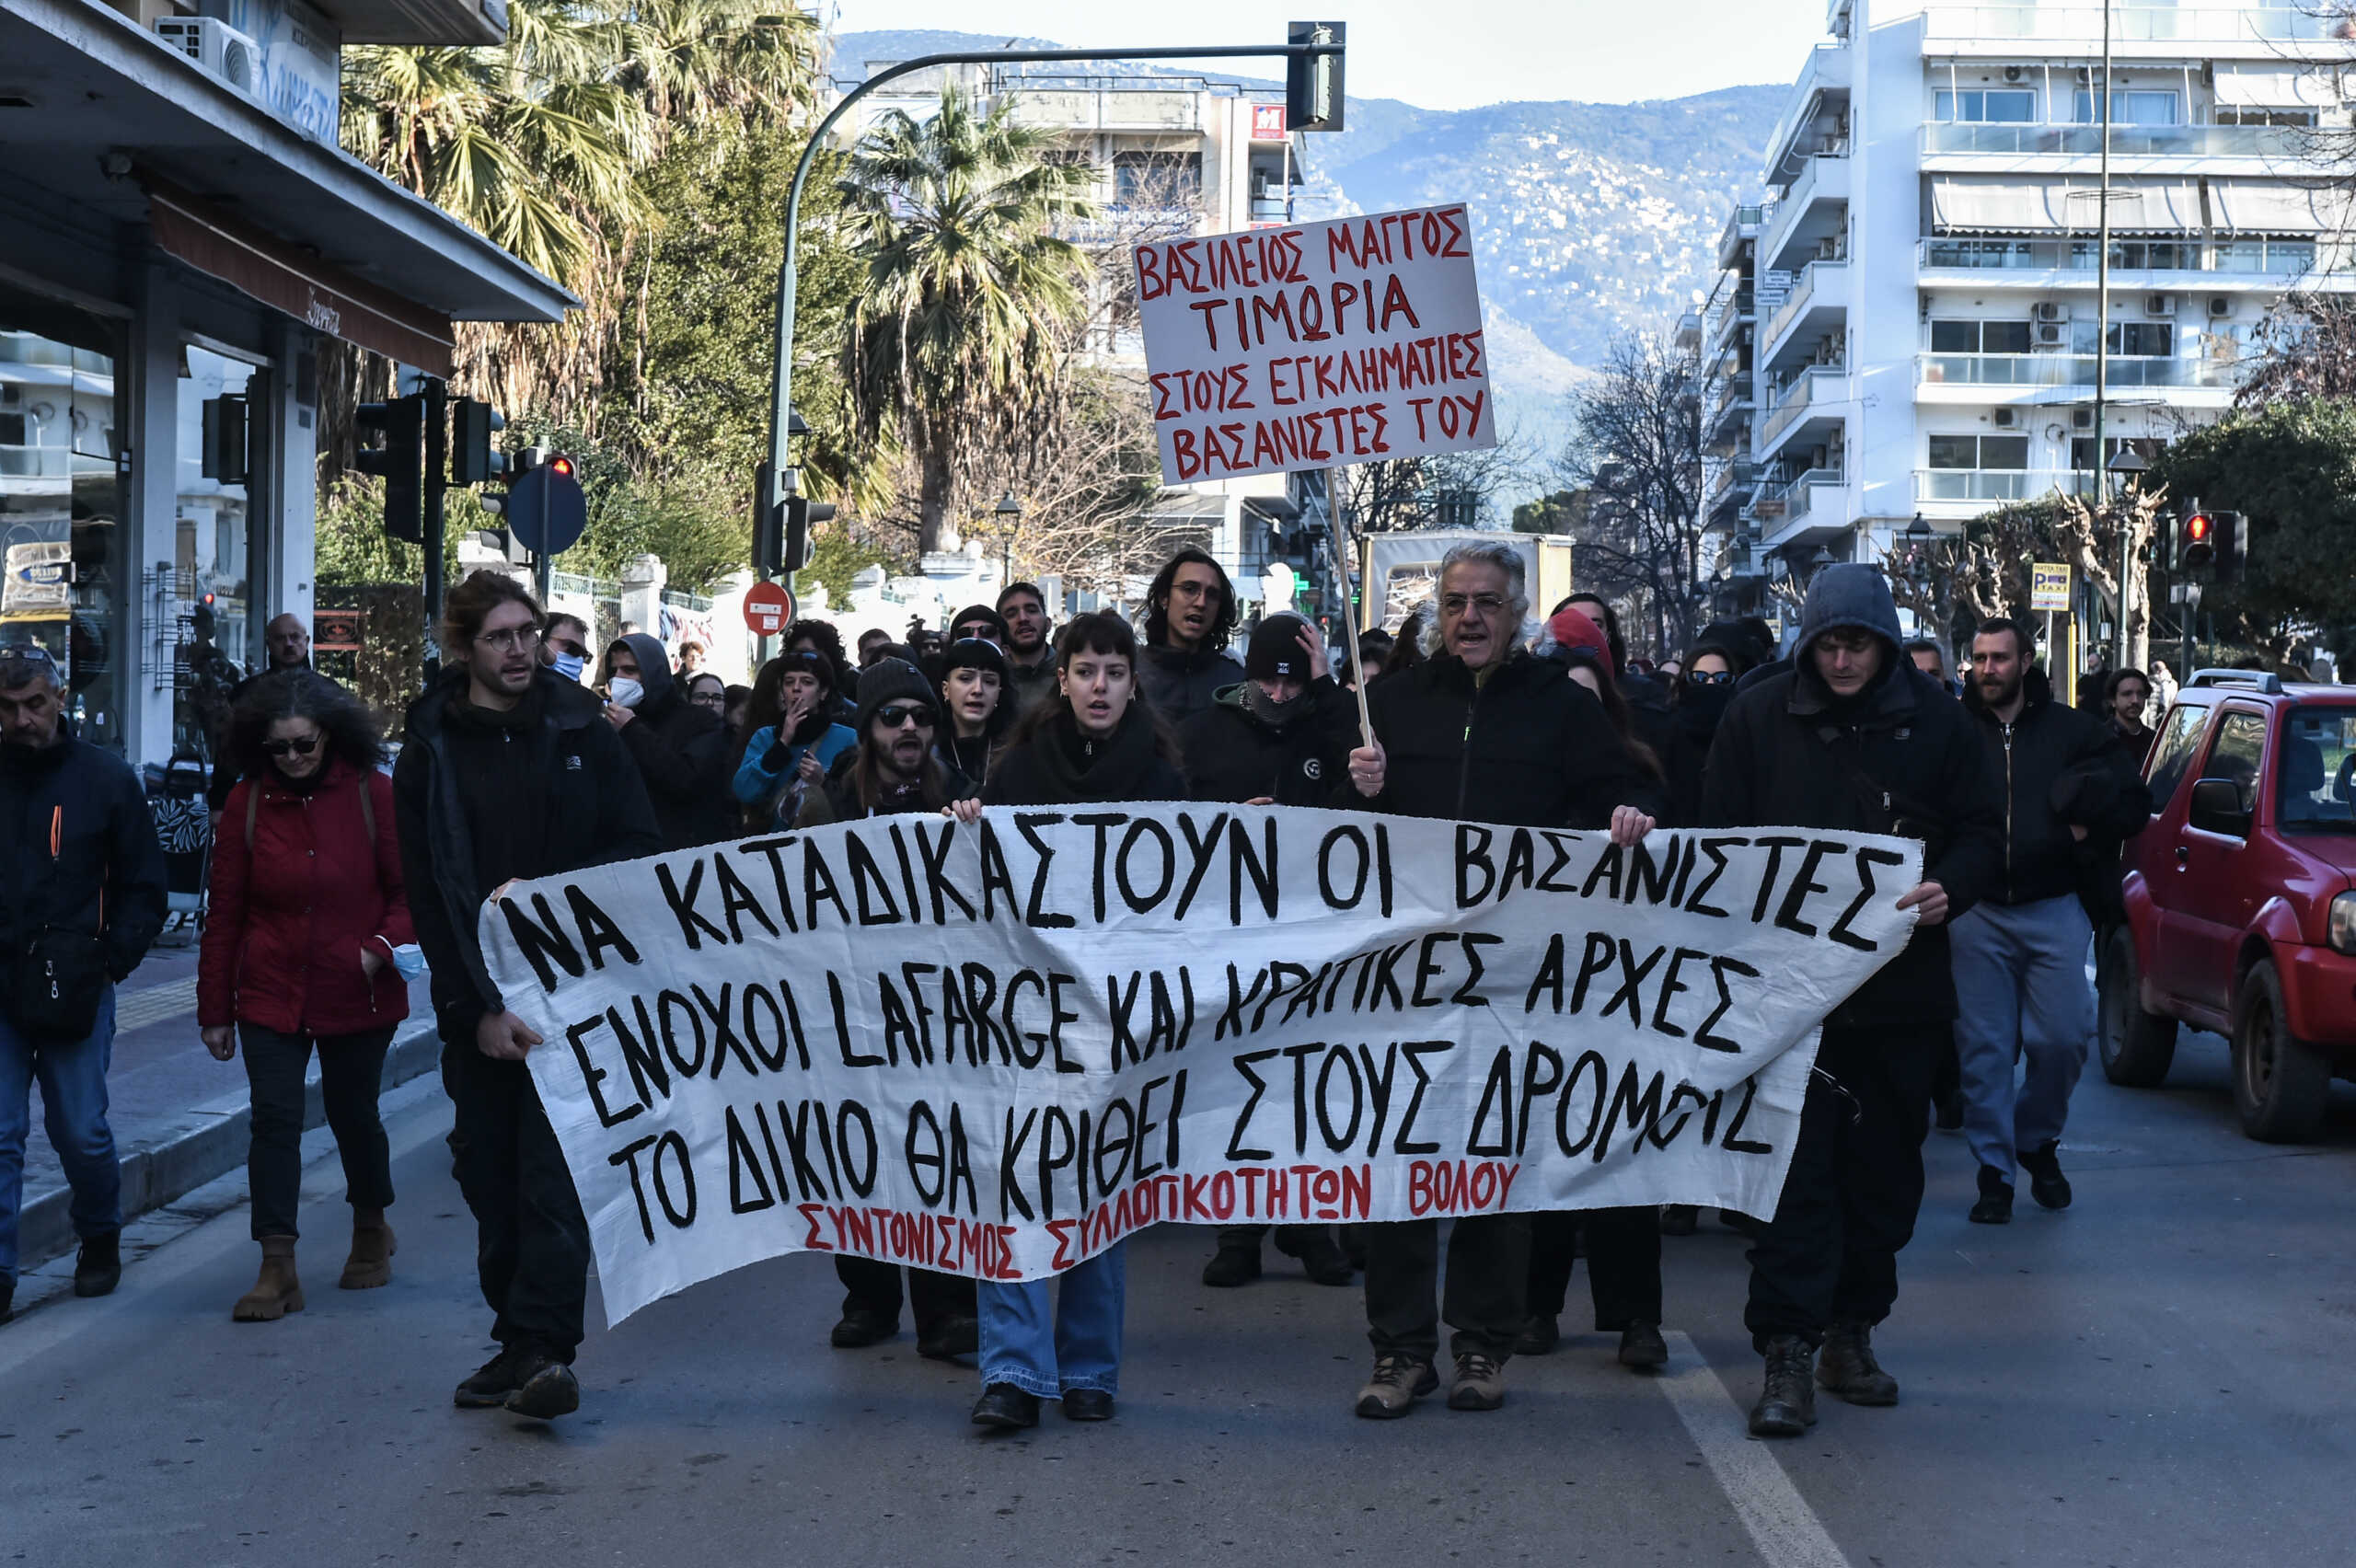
{"left": 1710, "top": 0, "right": 2356, "bottom": 601}
{"left": 1, "top": 0, "right": 568, "bottom": 773}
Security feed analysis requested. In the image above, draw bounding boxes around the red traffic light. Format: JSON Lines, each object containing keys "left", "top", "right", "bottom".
{"left": 2185, "top": 511, "right": 2212, "bottom": 543}
{"left": 2181, "top": 510, "right": 2216, "bottom": 571}
{"left": 549, "top": 455, "right": 575, "bottom": 478}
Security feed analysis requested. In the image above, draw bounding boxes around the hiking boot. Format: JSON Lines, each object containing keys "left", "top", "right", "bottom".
{"left": 2018, "top": 1141, "right": 2073, "bottom": 1211}
{"left": 504, "top": 1355, "right": 581, "bottom": 1421}
{"left": 1514, "top": 1314, "right": 1561, "bottom": 1357}
{"left": 1618, "top": 1320, "right": 1669, "bottom": 1371}
{"left": 1200, "top": 1238, "right": 1262, "bottom": 1287}
{"left": 1748, "top": 1335, "right": 1818, "bottom": 1437}
{"left": 72, "top": 1230, "right": 121, "bottom": 1298}
{"left": 971, "top": 1382, "right": 1040, "bottom": 1430}
{"left": 1658, "top": 1205, "right": 1699, "bottom": 1236}
{"left": 1969, "top": 1165, "right": 2015, "bottom": 1225}
{"left": 1061, "top": 1388, "right": 1114, "bottom": 1422}
{"left": 340, "top": 1210, "right": 396, "bottom": 1290}
{"left": 1817, "top": 1321, "right": 1899, "bottom": 1406}
{"left": 1354, "top": 1355, "right": 1438, "bottom": 1419}
{"left": 917, "top": 1314, "right": 980, "bottom": 1361}
{"left": 1273, "top": 1227, "right": 1355, "bottom": 1286}
{"left": 232, "top": 1237, "right": 304, "bottom": 1322}
{"left": 830, "top": 1307, "right": 898, "bottom": 1347}
{"left": 1447, "top": 1353, "right": 1507, "bottom": 1412}
{"left": 454, "top": 1347, "right": 532, "bottom": 1408}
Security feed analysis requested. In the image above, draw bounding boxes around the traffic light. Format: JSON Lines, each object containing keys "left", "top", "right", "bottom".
{"left": 2213, "top": 511, "right": 2247, "bottom": 584}
{"left": 353, "top": 394, "right": 426, "bottom": 542}
{"left": 450, "top": 398, "right": 507, "bottom": 487}
{"left": 2178, "top": 506, "right": 2215, "bottom": 574}
{"left": 754, "top": 462, "right": 833, "bottom": 574}
{"left": 1288, "top": 21, "right": 1346, "bottom": 133}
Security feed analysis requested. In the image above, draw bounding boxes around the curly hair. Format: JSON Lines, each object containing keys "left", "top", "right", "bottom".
{"left": 1143, "top": 547, "right": 1239, "bottom": 652}
{"left": 228, "top": 670, "right": 386, "bottom": 778}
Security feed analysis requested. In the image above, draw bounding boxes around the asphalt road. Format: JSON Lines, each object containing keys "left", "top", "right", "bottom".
{"left": 4, "top": 1031, "right": 2353, "bottom": 1568}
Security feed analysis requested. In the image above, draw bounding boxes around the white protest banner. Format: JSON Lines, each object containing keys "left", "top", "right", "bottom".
{"left": 1134, "top": 206, "right": 1495, "bottom": 487}
{"left": 482, "top": 808, "right": 1919, "bottom": 1327}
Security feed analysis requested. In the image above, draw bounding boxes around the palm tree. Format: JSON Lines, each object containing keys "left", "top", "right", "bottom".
{"left": 839, "top": 85, "right": 1099, "bottom": 554}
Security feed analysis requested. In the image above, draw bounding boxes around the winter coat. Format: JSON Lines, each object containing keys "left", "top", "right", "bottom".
{"left": 983, "top": 704, "right": 1188, "bottom": 808}
{"left": 1003, "top": 656, "right": 1059, "bottom": 721}
{"left": 199, "top": 759, "right": 412, "bottom": 1035}
{"left": 1354, "top": 651, "right": 1669, "bottom": 829}
{"left": 393, "top": 667, "right": 661, "bottom": 1037}
{"left": 1962, "top": 664, "right": 2152, "bottom": 913}
{"left": 733, "top": 712, "right": 859, "bottom": 829}
{"left": 1701, "top": 660, "right": 2004, "bottom": 1028}
{"left": 796, "top": 760, "right": 978, "bottom": 827}
{"left": 0, "top": 725, "right": 166, "bottom": 986}
{"left": 1138, "top": 643, "right": 1245, "bottom": 726}
{"left": 606, "top": 633, "right": 734, "bottom": 849}
{"left": 1177, "top": 677, "right": 1357, "bottom": 807}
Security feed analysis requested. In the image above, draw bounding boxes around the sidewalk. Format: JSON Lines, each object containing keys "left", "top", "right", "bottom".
{"left": 13, "top": 926, "right": 441, "bottom": 1268}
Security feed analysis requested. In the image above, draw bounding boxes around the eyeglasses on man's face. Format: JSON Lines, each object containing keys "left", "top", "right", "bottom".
{"left": 1439, "top": 594, "right": 1508, "bottom": 617}
{"left": 475, "top": 626, "right": 542, "bottom": 654}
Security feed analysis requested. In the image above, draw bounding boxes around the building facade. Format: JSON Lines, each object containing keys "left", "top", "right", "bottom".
{"left": 1, "top": 0, "right": 569, "bottom": 778}
{"left": 1710, "top": 0, "right": 2356, "bottom": 605}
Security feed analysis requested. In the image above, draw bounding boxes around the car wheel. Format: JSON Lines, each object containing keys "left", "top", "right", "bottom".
{"left": 2098, "top": 926, "right": 2177, "bottom": 1088}
{"left": 2231, "top": 958, "right": 2331, "bottom": 1143}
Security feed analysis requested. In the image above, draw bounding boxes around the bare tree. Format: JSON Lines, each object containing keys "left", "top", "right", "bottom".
{"left": 2236, "top": 291, "right": 2356, "bottom": 406}
{"left": 1559, "top": 332, "right": 1710, "bottom": 657}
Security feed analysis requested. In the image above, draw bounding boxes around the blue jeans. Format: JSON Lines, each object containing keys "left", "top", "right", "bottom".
{"left": 1951, "top": 896, "right": 2094, "bottom": 1180}
{"left": 0, "top": 986, "right": 121, "bottom": 1284}
{"left": 977, "top": 1242, "right": 1126, "bottom": 1400}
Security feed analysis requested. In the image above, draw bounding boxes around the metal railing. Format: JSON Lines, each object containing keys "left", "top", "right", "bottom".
{"left": 1919, "top": 236, "right": 2326, "bottom": 275}
{"left": 1761, "top": 153, "right": 1849, "bottom": 269}
{"left": 1923, "top": 6, "right": 2352, "bottom": 42}
{"left": 1921, "top": 121, "right": 2310, "bottom": 158}
{"left": 1761, "top": 259, "right": 1848, "bottom": 356}
{"left": 1758, "top": 364, "right": 1847, "bottom": 448}
{"left": 1917, "top": 352, "right": 2246, "bottom": 388}
{"left": 1915, "top": 468, "right": 2100, "bottom": 502}
{"left": 1759, "top": 467, "right": 1845, "bottom": 521}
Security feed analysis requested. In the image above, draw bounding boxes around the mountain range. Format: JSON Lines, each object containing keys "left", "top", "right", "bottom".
{"left": 830, "top": 30, "right": 1784, "bottom": 449}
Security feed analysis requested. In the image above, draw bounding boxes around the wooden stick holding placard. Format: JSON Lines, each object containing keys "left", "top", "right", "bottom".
{"left": 1322, "top": 497, "right": 1375, "bottom": 751}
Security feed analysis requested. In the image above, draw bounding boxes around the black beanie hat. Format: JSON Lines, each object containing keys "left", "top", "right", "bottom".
{"left": 1246, "top": 614, "right": 1312, "bottom": 682}
{"left": 941, "top": 635, "right": 1008, "bottom": 680}
{"left": 853, "top": 658, "right": 938, "bottom": 738}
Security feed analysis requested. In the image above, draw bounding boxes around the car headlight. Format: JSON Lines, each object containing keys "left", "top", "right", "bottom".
{"left": 2333, "top": 891, "right": 2356, "bottom": 956}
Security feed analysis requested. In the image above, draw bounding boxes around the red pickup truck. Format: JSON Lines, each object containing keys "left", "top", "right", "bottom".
{"left": 2099, "top": 670, "right": 2356, "bottom": 1141}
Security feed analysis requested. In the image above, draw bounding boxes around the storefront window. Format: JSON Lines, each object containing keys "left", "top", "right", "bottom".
{"left": 173, "top": 345, "right": 261, "bottom": 765}
{"left": 0, "top": 293, "right": 126, "bottom": 750}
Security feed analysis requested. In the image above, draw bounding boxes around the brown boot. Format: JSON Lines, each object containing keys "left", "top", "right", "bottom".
{"left": 340, "top": 1209, "right": 396, "bottom": 1291}
{"left": 233, "top": 1237, "right": 304, "bottom": 1321}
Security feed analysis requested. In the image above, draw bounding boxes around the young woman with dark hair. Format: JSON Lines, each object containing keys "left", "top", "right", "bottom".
{"left": 934, "top": 637, "right": 1011, "bottom": 787}
{"left": 734, "top": 651, "right": 857, "bottom": 829}
{"left": 199, "top": 669, "right": 411, "bottom": 1321}
{"left": 944, "top": 612, "right": 1184, "bottom": 1431}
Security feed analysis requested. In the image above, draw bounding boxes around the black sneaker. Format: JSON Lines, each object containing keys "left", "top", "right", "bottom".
{"left": 1061, "top": 1388, "right": 1114, "bottom": 1422}
{"left": 917, "top": 1314, "right": 979, "bottom": 1361}
{"left": 72, "top": 1230, "right": 121, "bottom": 1298}
{"left": 2018, "top": 1141, "right": 2073, "bottom": 1210}
{"left": 504, "top": 1355, "right": 581, "bottom": 1420}
{"left": 1658, "top": 1205, "right": 1698, "bottom": 1236}
{"left": 1748, "top": 1335, "right": 1818, "bottom": 1437}
{"left": 0, "top": 1275, "right": 14, "bottom": 1325}
{"left": 1273, "top": 1227, "right": 1355, "bottom": 1286}
{"left": 971, "top": 1382, "right": 1040, "bottom": 1430}
{"left": 1618, "top": 1321, "right": 1669, "bottom": 1371}
{"left": 454, "top": 1347, "right": 531, "bottom": 1408}
{"left": 1200, "top": 1240, "right": 1262, "bottom": 1288}
{"left": 1969, "top": 1164, "right": 2015, "bottom": 1225}
{"left": 1513, "top": 1314, "right": 1561, "bottom": 1356}
{"left": 830, "top": 1307, "right": 898, "bottom": 1347}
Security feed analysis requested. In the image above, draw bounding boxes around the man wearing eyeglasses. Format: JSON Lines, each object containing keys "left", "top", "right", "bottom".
{"left": 0, "top": 644, "right": 167, "bottom": 1323}
{"left": 791, "top": 658, "right": 982, "bottom": 1359}
{"left": 1699, "top": 563, "right": 2003, "bottom": 1438}
{"left": 1341, "top": 542, "right": 1668, "bottom": 1420}
{"left": 393, "top": 572, "right": 659, "bottom": 1421}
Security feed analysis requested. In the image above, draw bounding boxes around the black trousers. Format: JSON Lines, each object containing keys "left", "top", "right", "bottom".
{"left": 1744, "top": 1024, "right": 1937, "bottom": 1353}
{"left": 1527, "top": 1207, "right": 1664, "bottom": 1331}
{"left": 837, "top": 1256, "right": 976, "bottom": 1335}
{"left": 442, "top": 1035, "right": 591, "bottom": 1361}
{"left": 1930, "top": 1024, "right": 1960, "bottom": 1111}
{"left": 1363, "top": 1214, "right": 1529, "bottom": 1363}
{"left": 1212, "top": 1224, "right": 1326, "bottom": 1251}
{"left": 241, "top": 1022, "right": 396, "bottom": 1241}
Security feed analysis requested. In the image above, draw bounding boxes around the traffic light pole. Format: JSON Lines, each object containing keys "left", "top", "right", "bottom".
{"left": 763, "top": 36, "right": 1343, "bottom": 589}
{"left": 422, "top": 378, "right": 448, "bottom": 666}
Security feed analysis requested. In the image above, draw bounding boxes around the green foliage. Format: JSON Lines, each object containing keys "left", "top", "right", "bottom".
{"left": 1514, "top": 489, "right": 1586, "bottom": 535}
{"left": 504, "top": 416, "right": 744, "bottom": 594}
{"left": 2147, "top": 398, "right": 2356, "bottom": 632}
{"left": 801, "top": 526, "right": 907, "bottom": 610}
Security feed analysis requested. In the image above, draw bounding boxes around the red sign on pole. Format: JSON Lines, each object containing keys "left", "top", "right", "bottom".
{"left": 743, "top": 579, "right": 794, "bottom": 637}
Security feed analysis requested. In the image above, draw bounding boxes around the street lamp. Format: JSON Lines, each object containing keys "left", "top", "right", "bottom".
{"left": 995, "top": 490, "right": 1022, "bottom": 586}
{"left": 1906, "top": 512, "right": 1932, "bottom": 541}
{"left": 1807, "top": 545, "right": 1836, "bottom": 582}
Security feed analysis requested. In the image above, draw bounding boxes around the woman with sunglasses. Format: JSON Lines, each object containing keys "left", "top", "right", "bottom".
{"left": 198, "top": 670, "right": 411, "bottom": 1321}
{"left": 934, "top": 637, "right": 1011, "bottom": 786}
{"left": 1663, "top": 623, "right": 1762, "bottom": 832}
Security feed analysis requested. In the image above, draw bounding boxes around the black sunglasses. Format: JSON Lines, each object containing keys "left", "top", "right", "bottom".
{"left": 261, "top": 734, "right": 321, "bottom": 757}
{"left": 1686, "top": 669, "right": 1734, "bottom": 686}
{"left": 875, "top": 703, "right": 935, "bottom": 729}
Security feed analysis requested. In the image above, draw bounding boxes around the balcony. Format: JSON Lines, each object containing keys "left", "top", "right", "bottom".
{"left": 1915, "top": 469, "right": 2099, "bottom": 505}
{"left": 1761, "top": 42, "right": 1854, "bottom": 182}
{"left": 1918, "top": 236, "right": 2330, "bottom": 280}
{"left": 1718, "top": 204, "right": 1764, "bottom": 269}
{"left": 1758, "top": 364, "right": 1848, "bottom": 453}
{"left": 1761, "top": 259, "right": 1849, "bottom": 368}
{"left": 1921, "top": 121, "right": 2309, "bottom": 160}
{"left": 1760, "top": 154, "right": 1850, "bottom": 274}
{"left": 1923, "top": 6, "right": 2350, "bottom": 45}
{"left": 1755, "top": 467, "right": 1844, "bottom": 523}
{"left": 1709, "top": 286, "right": 1756, "bottom": 352}
{"left": 1917, "top": 352, "right": 2246, "bottom": 391}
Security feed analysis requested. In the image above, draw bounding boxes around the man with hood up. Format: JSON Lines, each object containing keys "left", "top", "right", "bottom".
{"left": 1701, "top": 563, "right": 2003, "bottom": 1438}
{"left": 597, "top": 632, "right": 734, "bottom": 849}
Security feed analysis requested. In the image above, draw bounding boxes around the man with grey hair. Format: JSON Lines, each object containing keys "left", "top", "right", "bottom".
{"left": 0, "top": 645, "right": 167, "bottom": 1323}
{"left": 1343, "top": 540, "right": 1668, "bottom": 1418}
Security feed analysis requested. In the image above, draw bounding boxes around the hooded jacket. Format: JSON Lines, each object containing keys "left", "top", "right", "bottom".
{"left": 1138, "top": 642, "right": 1245, "bottom": 726}
{"left": 983, "top": 702, "right": 1188, "bottom": 808}
{"left": 1002, "top": 653, "right": 1059, "bottom": 721}
{"left": 0, "top": 722, "right": 166, "bottom": 986}
{"left": 607, "top": 632, "right": 734, "bottom": 850}
{"left": 1177, "top": 676, "right": 1357, "bottom": 808}
{"left": 393, "top": 666, "right": 661, "bottom": 1036}
{"left": 1961, "top": 664, "right": 2152, "bottom": 910}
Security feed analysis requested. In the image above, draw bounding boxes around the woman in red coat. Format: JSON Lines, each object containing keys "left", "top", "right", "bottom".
{"left": 199, "top": 671, "right": 412, "bottom": 1321}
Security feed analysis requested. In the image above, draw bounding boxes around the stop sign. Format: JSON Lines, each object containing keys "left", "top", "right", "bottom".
{"left": 743, "top": 579, "right": 794, "bottom": 637}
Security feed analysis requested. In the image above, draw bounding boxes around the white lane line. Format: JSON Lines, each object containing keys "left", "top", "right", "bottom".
{"left": 1657, "top": 1331, "right": 1854, "bottom": 1568}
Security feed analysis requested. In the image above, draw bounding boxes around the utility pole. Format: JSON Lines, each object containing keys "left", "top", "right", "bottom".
{"left": 2091, "top": 1, "right": 2131, "bottom": 673}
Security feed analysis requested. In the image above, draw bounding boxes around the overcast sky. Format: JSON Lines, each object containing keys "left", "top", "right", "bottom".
{"left": 824, "top": 0, "right": 1830, "bottom": 112}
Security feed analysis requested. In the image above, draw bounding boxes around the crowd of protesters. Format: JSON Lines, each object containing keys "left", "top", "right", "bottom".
{"left": 0, "top": 537, "right": 2169, "bottom": 1443}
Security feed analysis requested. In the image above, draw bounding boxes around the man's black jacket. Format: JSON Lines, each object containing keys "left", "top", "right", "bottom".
{"left": 1962, "top": 664, "right": 2152, "bottom": 912}
{"left": 0, "top": 726, "right": 167, "bottom": 983}
{"left": 1702, "top": 660, "right": 2003, "bottom": 1028}
{"left": 1357, "top": 651, "right": 1669, "bottom": 828}
{"left": 394, "top": 667, "right": 660, "bottom": 1037}
{"left": 1138, "top": 643, "right": 1244, "bottom": 726}
{"left": 1177, "top": 678, "right": 1357, "bottom": 807}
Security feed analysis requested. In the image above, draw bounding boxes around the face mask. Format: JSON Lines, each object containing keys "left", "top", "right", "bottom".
{"left": 551, "top": 651, "right": 586, "bottom": 682}
{"left": 607, "top": 676, "right": 644, "bottom": 709}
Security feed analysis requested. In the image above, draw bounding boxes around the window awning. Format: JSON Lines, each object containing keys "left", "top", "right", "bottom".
{"left": 2213, "top": 65, "right": 2333, "bottom": 109}
{"left": 1929, "top": 176, "right": 2204, "bottom": 234}
{"left": 2204, "top": 179, "right": 2349, "bottom": 234}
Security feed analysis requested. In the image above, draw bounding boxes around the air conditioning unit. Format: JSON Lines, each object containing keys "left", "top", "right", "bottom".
{"left": 2036, "top": 321, "right": 2068, "bottom": 347}
{"left": 2004, "top": 64, "right": 2025, "bottom": 83}
{"left": 2033, "top": 302, "right": 2069, "bottom": 323}
{"left": 153, "top": 17, "right": 259, "bottom": 96}
{"left": 2073, "top": 408, "right": 2096, "bottom": 431}
{"left": 1993, "top": 407, "right": 2017, "bottom": 428}
{"left": 2145, "top": 294, "right": 2177, "bottom": 317}
{"left": 2207, "top": 295, "right": 2233, "bottom": 319}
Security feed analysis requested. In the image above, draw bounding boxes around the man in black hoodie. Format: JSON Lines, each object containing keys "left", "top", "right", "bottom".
{"left": 1702, "top": 564, "right": 2003, "bottom": 1437}
{"left": 1138, "top": 547, "right": 1243, "bottom": 723}
{"left": 1953, "top": 619, "right": 2149, "bottom": 1225}
{"left": 395, "top": 573, "right": 660, "bottom": 1421}
{"left": 597, "top": 631, "right": 733, "bottom": 848}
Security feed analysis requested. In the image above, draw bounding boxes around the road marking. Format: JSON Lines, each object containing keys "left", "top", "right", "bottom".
{"left": 1657, "top": 1331, "right": 1854, "bottom": 1568}
{"left": 114, "top": 977, "right": 199, "bottom": 1032}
